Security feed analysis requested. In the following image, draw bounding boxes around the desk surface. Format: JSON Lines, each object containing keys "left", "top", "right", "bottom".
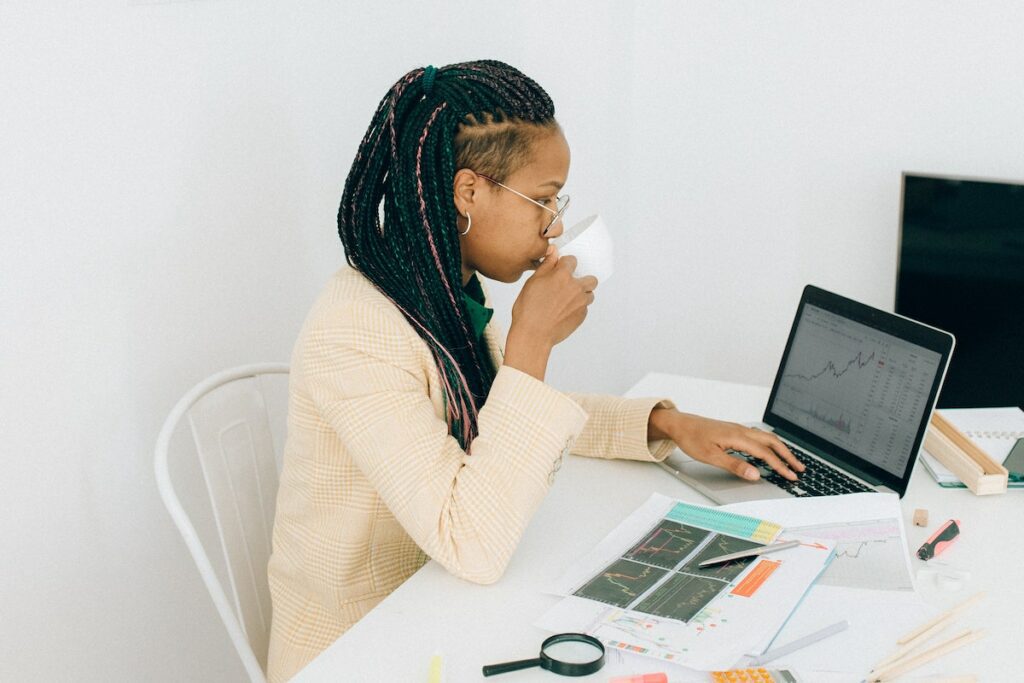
{"left": 294, "top": 373, "right": 1020, "bottom": 682}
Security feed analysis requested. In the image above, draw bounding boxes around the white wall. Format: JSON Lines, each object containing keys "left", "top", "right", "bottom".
{"left": 605, "top": 2, "right": 1024, "bottom": 391}
{"left": 2, "top": 2, "right": 1022, "bottom": 680}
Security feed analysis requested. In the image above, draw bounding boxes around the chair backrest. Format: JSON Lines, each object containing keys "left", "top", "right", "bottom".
{"left": 155, "top": 363, "right": 289, "bottom": 683}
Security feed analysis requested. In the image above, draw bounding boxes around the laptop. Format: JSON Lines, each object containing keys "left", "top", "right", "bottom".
{"left": 660, "top": 284, "right": 955, "bottom": 503}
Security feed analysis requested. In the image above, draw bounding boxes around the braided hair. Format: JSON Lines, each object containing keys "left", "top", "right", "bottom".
{"left": 338, "top": 60, "right": 558, "bottom": 452}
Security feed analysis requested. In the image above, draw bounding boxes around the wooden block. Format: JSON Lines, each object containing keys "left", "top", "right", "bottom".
{"left": 913, "top": 509, "right": 929, "bottom": 527}
{"left": 925, "top": 414, "right": 1008, "bottom": 495}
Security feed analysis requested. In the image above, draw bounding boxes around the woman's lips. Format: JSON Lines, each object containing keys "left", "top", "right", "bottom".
{"left": 529, "top": 249, "right": 551, "bottom": 268}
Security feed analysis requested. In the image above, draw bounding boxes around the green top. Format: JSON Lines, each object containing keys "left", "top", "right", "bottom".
{"left": 462, "top": 274, "right": 493, "bottom": 342}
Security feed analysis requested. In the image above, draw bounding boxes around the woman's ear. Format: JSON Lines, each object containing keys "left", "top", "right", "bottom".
{"left": 452, "top": 168, "right": 479, "bottom": 217}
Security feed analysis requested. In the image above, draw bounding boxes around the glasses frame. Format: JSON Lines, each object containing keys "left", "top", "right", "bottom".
{"left": 475, "top": 172, "right": 570, "bottom": 235}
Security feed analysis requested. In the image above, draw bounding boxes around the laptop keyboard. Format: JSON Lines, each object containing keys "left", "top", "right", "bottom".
{"left": 728, "top": 446, "right": 875, "bottom": 497}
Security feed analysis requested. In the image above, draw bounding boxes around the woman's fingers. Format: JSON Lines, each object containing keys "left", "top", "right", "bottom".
{"left": 578, "top": 275, "right": 599, "bottom": 292}
{"left": 535, "top": 244, "right": 559, "bottom": 272}
{"left": 736, "top": 431, "right": 802, "bottom": 481}
{"left": 752, "top": 430, "right": 805, "bottom": 472}
{"left": 697, "top": 448, "right": 762, "bottom": 481}
{"left": 556, "top": 254, "right": 577, "bottom": 274}
{"left": 671, "top": 415, "right": 808, "bottom": 482}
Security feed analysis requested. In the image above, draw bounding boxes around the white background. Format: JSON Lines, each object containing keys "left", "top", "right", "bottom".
{"left": 2, "top": 1, "right": 1022, "bottom": 680}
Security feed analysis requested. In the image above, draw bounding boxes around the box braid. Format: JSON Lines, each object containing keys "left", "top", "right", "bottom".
{"left": 338, "top": 60, "right": 558, "bottom": 452}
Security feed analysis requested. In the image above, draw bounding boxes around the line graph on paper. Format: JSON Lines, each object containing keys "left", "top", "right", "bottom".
{"left": 574, "top": 559, "right": 668, "bottom": 608}
{"left": 623, "top": 520, "right": 710, "bottom": 569}
{"left": 788, "top": 518, "right": 913, "bottom": 591}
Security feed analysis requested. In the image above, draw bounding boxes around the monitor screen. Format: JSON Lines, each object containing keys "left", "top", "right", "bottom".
{"left": 896, "top": 173, "right": 1024, "bottom": 409}
{"left": 769, "top": 303, "right": 945, "bottom": 478}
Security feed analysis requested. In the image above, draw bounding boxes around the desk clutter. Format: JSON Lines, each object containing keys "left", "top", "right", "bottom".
{"left": 533, "top": 492, "right": 983, "bottom": 681}
{"left": 866, "top": 592, "right": 985, "bottom": 682}
{"left": 921, "top": 408, "right": 1024, "bottom": 493}
{"left": 538, "top": 494, "right": 835, "bottom": 670}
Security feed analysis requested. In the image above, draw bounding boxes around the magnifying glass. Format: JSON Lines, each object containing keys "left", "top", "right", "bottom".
{"left": 482, "top": 632, "right": 606, "bottom": 677}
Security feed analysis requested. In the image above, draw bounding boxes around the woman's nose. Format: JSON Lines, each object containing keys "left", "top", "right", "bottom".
{"left": 544, "top": 218, "right": 565, "bottom": 238}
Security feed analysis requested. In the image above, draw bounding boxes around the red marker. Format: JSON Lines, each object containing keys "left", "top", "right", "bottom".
{"left": 917, "top": 519, "right": 961, "bottom": 561}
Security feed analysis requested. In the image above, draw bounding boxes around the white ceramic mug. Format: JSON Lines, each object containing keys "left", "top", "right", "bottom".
{"left": 552, "top": 214, "right": 614, "bottom": 283}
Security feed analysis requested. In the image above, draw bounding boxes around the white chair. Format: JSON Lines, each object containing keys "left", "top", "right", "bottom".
{"left": 155, "top": 363, "right": 289, "bottom": 683}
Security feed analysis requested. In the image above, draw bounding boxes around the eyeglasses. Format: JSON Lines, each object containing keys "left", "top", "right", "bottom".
{"left": 476, "top": 172, "right": 570, "bottom": 236}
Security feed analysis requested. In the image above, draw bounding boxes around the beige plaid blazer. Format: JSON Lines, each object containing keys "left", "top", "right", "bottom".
{"left": 267, "top": 268, "right": 675, "bottom": 682}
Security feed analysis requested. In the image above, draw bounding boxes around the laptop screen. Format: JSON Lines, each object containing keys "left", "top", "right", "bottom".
{"left": 764, "top": 286, "right": 954, "bottom": 495}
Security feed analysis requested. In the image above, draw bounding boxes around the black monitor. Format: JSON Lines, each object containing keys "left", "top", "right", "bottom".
{"left": 896, "top": 172, "right": 1024, "bottom": 409}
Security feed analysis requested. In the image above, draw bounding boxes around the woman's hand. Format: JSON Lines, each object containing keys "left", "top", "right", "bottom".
{"left": 512, "top": 245, "right": 597, "bottom": 346}
{"left": 649, "top": 408, "right": 805, "bottom": 481}
{"left": 504, "top": 246, "right": 597, "bottom": 380}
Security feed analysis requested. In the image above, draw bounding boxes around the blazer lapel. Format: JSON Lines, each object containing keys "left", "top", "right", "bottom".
{"left": 478, "top": 278, "right": 505, "bottom": 369}
{"left": 483, "top": 322, "right": 505, "bottom": 370}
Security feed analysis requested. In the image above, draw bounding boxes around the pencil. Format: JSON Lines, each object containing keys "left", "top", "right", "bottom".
{"left": 896, "top": 591, "right": 984, "bottom": 645}
{"left": 871, "top": 615, "right": 953, "bottom": 671}
{"left": 869, "top": 629, "right": 986, "bottom": 682}
{"left": 869, "top": 591, "right": 985, "bottom": 674}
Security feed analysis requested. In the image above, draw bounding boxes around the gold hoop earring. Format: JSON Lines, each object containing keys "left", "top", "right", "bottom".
{"left": 460, "top": 211, "right": 472, "bottom": 236}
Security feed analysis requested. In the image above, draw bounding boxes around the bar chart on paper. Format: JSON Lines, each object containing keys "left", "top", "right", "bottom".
{"left": 788, "top": 518, "right": 913, "bottom": 592}
{"left": 664, "top": 502, "right": 782, "bottom": 544}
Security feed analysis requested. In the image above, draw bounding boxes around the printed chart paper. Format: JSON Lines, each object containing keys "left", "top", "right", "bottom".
{"left": 537, "top": 493, "right": 835, "bottom": 670}
{"left": 722, "top": 493, "right": 915, "bottom": 594}
{"left": 721, "top": 492, "right": 928, "bottom": 674}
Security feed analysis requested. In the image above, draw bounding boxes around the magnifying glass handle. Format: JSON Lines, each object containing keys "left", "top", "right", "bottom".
{"left": 482, "top": 657, "right": 543, "bottom": 676}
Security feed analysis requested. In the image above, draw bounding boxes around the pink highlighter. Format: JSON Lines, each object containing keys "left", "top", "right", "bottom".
{"left": 917, "top": 519, "right": 961, "bottom": 561}
{"left": 608, "top": 674, "right": 668, "bottom": 683}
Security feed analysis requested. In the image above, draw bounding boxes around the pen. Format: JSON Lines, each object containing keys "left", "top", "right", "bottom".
{"left": 698, "top": 540, "right": 801, "bottom": 567}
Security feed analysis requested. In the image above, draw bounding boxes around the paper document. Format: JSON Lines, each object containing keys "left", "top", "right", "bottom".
{"left": 536, "top": 493, "right": 835, "bottom": 671}
{"left": 722, "top": 492, "right": 915, "bottom": 593}
{"left": 721, "top": 493, "right": 929, "bottom": 674}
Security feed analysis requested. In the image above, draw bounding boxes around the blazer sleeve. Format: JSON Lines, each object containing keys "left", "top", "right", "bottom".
{"left": 301, "top": 300, "right": 589, "bottom": 585}
{"left": 566, "top": 393, "right": 678, "bottom": 462}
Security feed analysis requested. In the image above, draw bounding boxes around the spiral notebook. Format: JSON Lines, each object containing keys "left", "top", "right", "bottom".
{"left": 920, "top": 407, "right": 1024, "bottom": 488}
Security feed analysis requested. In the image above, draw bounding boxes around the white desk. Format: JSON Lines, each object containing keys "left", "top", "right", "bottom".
{"left": 294, "top": 373, "right": 1021, "bottom": 682}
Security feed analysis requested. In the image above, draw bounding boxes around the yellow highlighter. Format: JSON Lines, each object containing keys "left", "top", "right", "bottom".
{"left": 427, "top": 654, "right": 444, "bottom": 683}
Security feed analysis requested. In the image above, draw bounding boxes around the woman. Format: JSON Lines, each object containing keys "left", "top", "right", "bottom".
{"left": 266, "top": 60, "right": 802, "bottom": 681}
